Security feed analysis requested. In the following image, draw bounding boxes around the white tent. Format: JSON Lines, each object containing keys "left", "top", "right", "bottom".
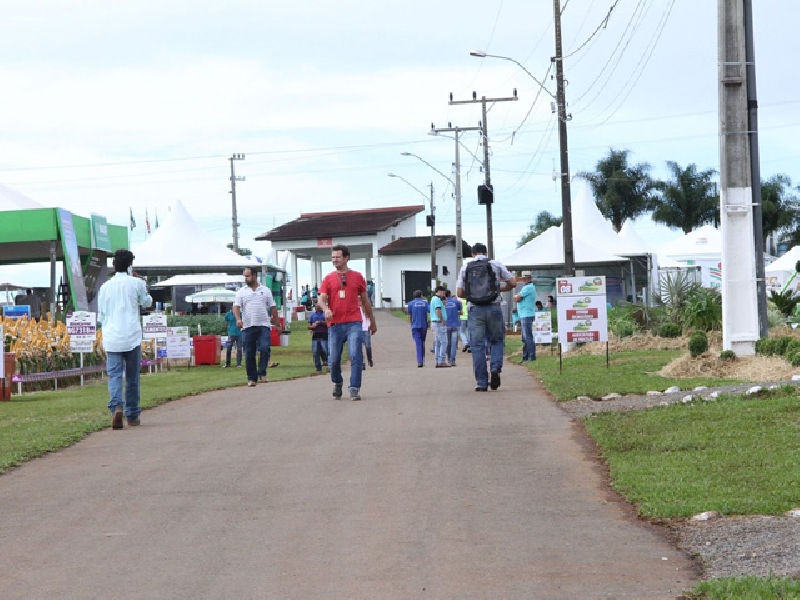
{"left": 0, "top": 182, "right": 43, "bottom": 211}
{"left": 151, "top": 273, "right": 245, "bottom": 288}
{"left": 133, "top": 200, "right": 254, "bottom": 273}
{"left": 765, "top": 245, "right": 800, "bottom": 292}
{"left": 657, "top": 225, "right": 722, "bottom": 262}
{"left": 500, "top": 225, "right": 626, "bottom": 270}
{"left": 571, "top": 181, "right": 634, "bottom": 255}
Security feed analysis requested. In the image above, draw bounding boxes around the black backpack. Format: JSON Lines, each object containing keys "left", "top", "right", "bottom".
{"left": 464, "top": 260, "right": 499, "bottom": 305}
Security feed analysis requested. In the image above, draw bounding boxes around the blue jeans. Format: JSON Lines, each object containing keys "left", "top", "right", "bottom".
{"left": 459, "top": 320, "right": 469, "bottom": 346}
{"left": 468, "top": 304, "right": 505, "bottom": 388}
{"left": 411, "top": 327, "right": 427, "bottom": 364}
{"left": 446, "top": 327, "right": 459, "bottom": 363}
{"left": 520, "top": 316, "right": 536, "bottom": 360}
{"left": 433, "top": 322, "right": 447, "bottom": 364}
{"left": 312, "top": 337, "right": 328, "bottom": 370}
{"left": 243, "top": 326, "right": 271, "bottom": 382}
{"left": 329, "top": 321, "right": 363, "bottom": 390}
{"left": 225, "top": 334, "right": 242, "bottom": 367}
{"left": 106, "top": 346, "right": 142, "bottom": 420}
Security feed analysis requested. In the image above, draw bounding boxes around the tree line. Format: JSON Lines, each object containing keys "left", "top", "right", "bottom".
{"left": 517, "top": 148, "right": 799, "bottom": 252}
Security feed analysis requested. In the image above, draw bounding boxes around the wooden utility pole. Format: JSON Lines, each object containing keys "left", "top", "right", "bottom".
{"left": 718, "top": 0, "right": 759, "bottom": 355}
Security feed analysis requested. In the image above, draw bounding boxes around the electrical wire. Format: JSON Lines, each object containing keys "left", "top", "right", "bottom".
{"left": 563, "top": 0, "right": 619, "bottom": 60}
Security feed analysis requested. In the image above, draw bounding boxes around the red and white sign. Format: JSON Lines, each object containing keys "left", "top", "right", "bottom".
{"left": 66, "top": 311, "right": 97, "bottom": 353}
{"left": 317, "top": 237, "right": 333, "bottom": 248}
{"left": 556, "top": 276, "right": 608, "bottom": 345}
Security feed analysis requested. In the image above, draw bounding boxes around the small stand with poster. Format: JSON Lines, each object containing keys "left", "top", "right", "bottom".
{"left": 66, "top": 311, "right": 97, "bottom": 386}
{"left": 556, "top": 276, "right": 609, "bottom": 372}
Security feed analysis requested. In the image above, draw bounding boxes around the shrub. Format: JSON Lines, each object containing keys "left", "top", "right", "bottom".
{"left": 719, "top": 349, "right": 736, "bottom": 361}
{"left": 680, "top": 286, "right": 722, "bottom": 331}
{"left": 775, "top": 336, "right": 794, "bottom": 357}
{"left": 785, "top": 339, "right": 800, "bottom": 358}
{"left": 613, "top": 322, "right": 635, "bottom": 338}
{"left": 769, "top": 288, "right": 800, "bottom": 317}
{"left": 761, "top": 338, "right": 778, "bottom": 356}
{"left": 658, "top": 322, "right": 682, "bottom": 338}
{"left": 755, "top": 338, "right": 767, "bottom": 355}
{"left": 767, "top": 304, "right": 786, "bottom": 328}
{"left": 688, "top": 330, "right": 708, "bottom": 357}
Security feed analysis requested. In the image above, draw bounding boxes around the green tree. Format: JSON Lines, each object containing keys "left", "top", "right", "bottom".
{"left": 517, "top": 211, "right": 562, "bottom": 247}
{"left": 650, "top": 161, "right": 718, "bottom": 234}
{"left": 760, "top": 174, "right": 799, "bottom": 252}
{"left": 577, "top": 148, "right": 656, "bottom": 232}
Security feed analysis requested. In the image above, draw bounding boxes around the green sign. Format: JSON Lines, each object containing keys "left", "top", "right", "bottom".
{"left": 90, "top": 214, "right": 112, "bottom": 251}
{"left": 57, "top": 208, "right": 89, "bottom": 312}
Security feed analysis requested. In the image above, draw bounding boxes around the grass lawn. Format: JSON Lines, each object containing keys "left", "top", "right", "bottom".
{"left": 0, "top": 327, "right": 322, "bottom": 473}
{"left": 506, "top": 337, "right": 742, "bottom": 400}
{"left": 687, "top": 575, "right": 800, "bottom": 599}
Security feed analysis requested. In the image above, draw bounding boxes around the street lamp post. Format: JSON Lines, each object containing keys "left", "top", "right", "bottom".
{"left": 470, "top": 49, "right": 575, "bottom": 276}
{"left": 388, "top": 173, "right": 437, "bottom": 289}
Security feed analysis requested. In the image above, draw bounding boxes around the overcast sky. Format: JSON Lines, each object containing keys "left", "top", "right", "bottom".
{"left": 1, "top": 0, "right": 798, "bottom": 285}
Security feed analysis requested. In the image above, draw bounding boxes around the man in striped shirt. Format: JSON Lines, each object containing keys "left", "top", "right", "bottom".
{"left": 233, "top": 266, "right": 279, "bottom": 387}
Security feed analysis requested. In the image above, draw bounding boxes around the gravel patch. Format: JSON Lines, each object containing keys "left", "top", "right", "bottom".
{"left": 557, "top": 380, "right": 800, "bottom": 580}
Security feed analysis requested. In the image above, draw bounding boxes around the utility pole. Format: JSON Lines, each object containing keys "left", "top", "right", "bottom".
{"left": 229, "top": 153, "right": 245, "bottom": 253}
{"left": 744, "top": 0, "right": 768, "bottom": 339}
{"left": 718, "top": 0, "right": 759, "bottom": 355}
{"left": 450, "top": 91, "right": 518, "bottom": 258}
{"left": 430, "top": 123, "right": 482, "bottom": 274}
{"left": 553, "top": 0, "right": 575, "bottom": 277}
{"left": 429, "top": 182, "right": 436, "bottom": 289}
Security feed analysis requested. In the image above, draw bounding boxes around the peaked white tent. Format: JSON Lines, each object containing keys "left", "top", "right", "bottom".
{"left": 0, "top": 182, "right": 43, "bottom": 211}
{"left": 133, "top": 200, "right": 254, "bottom": 274}
{"left": 765, "top": 245, "right": 800, "bottom": 292}
{"left": 571, "top": 181, "right": 633, "bottom": 255}
{"left": 657, "top": 225, "right": 722, "bottom": 262}
{"left": 500, "top": 225, "right": 626, "bottom": 270}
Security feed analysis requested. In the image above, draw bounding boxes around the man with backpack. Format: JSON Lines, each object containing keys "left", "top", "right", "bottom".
{"left": 456, "top": 243, "right": 517, "bottom": 392}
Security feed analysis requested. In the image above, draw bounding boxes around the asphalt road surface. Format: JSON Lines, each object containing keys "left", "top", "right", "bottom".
{"left": 0, "top": 311, "right": 696, "bottom": 599}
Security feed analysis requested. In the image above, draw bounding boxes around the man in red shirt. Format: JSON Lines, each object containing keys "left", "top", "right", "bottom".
{"left": 318, "top": 245, "right": 377, "bottom": 400}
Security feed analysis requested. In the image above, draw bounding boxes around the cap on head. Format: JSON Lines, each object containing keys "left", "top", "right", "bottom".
{"left": 520, "top": 270, "right": 532, "bottom": 277}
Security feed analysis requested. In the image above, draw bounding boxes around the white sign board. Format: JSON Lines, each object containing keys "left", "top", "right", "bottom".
{"left": 534, "top": 311, "right": 553, "bottom": 344}
{"left": 66, "top": 311, "right": 97, "bottom": 353}
{"left": 142, "top": 314, "right": 168, "bottom": 339}
{"left": 166, "top": 326, "right": 191, "bottom": 359}
{"left": 556, "top": 276, "right": 609, "bottom": 344}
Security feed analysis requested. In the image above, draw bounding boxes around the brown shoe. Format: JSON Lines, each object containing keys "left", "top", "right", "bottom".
{"left": 112, "top": 408, "right": 123, "bottom": 430}
{"left": 247, "top": 381, "right": 256, "bottom": 387}
{"left": 127, "top": 418, "right": 140, "bottom": 427}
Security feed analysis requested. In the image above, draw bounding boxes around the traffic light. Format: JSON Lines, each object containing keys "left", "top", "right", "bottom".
{"left": 478, "top": 184, "right": 493, "bottom": 205}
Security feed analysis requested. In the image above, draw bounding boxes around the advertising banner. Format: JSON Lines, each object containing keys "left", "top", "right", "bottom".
{"left": 534, "top": 311, "right": 553, "bottom": 344}
{"left": 66, "top": 311, "right": 97, "bottom": 353}
{"left": 3, "top": 305, "right": 31, "bottom": 320}
{"left": 166, "top": 326, "right": 191, "bottom": 359}
{"left": 57, "top": 208, "right": 89, "bottom": 311}
{"left": 142, "top": 314, "right": 168, "bottom": 339}
{"left": 556, "top": 276, "right": 608, "bottom": 344}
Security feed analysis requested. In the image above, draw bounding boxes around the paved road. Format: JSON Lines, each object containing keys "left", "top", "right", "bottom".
{"left": 0, "top": 312, "right": 696, "bottom": 599}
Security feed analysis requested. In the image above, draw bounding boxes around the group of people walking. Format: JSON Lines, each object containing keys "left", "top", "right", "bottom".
{"left": 95, "top": 241, "right": 520, "bottom": 430}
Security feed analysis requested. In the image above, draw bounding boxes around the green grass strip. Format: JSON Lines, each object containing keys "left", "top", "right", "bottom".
{"left": 584, "top": 387, "right": 800, "bottom": 517}
{"left": 688, "top": 575, "right": 800, "bottom": 598}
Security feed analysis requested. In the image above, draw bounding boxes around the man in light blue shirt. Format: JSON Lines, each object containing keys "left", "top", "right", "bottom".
{"left": 98, "top": 249, "right": 153, "bottom": 429}
{"left": 430, "top": 285, "right": 449, "bottom": 367}
{"left": 514, "top": 271, "right": 537, "bottom": 361}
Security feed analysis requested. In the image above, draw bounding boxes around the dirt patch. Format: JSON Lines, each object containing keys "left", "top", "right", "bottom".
{"left": 658, "top": 352, "right": 800, "bottom": 380}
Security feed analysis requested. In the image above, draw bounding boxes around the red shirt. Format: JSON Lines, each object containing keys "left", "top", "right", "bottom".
{"left": 320, "top": 269, "right": 366, "bottom": 324}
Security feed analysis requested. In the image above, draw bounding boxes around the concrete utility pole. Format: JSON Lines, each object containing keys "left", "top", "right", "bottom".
{"left": 429, "top": 182, "right": 436, "bottom": 289}
{"left": 430, "top": 123, "right": 482, "bottom": 274}
{"left": 229, "top": 153, "right": 245, "bottom": 253}
{"left": 449, "top": 91, "right": 518, "bottom": 258}
{"left": 744, "top": 0, "right": 768, "bottom": 338}
{"left": 718, "top": 0, "right": 759, "bottom": 355}
{"left": 553, "top": 0, "right": 575, "bottom": 277}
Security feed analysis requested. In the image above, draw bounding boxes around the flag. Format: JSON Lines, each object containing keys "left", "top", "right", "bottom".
{"left": 129, "top": 208, "right": 136, "bottom": 231}
{"left": 146, "top": 209, "right": 151, "bottom": 235}
{"left": 155, "top": 209, "right": 159, "bottom": 229}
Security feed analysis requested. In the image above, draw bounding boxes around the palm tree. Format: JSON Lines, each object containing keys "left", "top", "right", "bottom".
{"left": 650, "top": 162, "right": 718, "bottom": 234}
{"left": 760, "top": 174, "right": 799, "bottom": 253}
{"left": 577, "top": 148, "right": 656, "bottom": 232}
{"left": 517, "top": 211, "right": 562, "bottom": 247}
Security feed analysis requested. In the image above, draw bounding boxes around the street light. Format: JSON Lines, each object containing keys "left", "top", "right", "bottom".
{"left": 229, "top": 153, "right": 246, "bottom": 253}
{"left": 388, "top": 173, "right": 437, "bottom": 289}
{"left": 471, "top": 50, "right": 575, "bottom": 276}
{"left": 400, "top": 152, "right": 455, "bottom": 186}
